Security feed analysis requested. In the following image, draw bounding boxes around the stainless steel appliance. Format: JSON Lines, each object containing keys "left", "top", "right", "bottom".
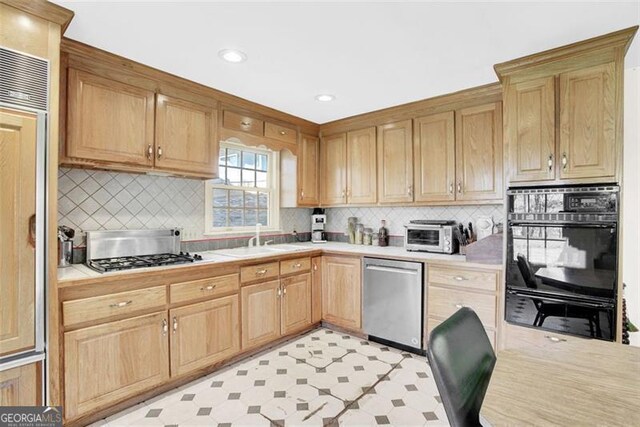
{"left": 404, "top": 220, "right": 458, "bottom": 254}
{"left": 311, "top": 208, "right": 327, "bottom": 243}
{"left": 363, "top": 257, "right": 424, "bottom": 353}
{"left": 506, "top": 185, "right": 619, "bottom": 341}
{"left": 58, "top": 226, "right": 75, "bottom": 268}
{"left": 0, "top": 46, "right": 49, "bottom": 401}
{"left": 86, "top": 229, "right": 202, "bottom": 273}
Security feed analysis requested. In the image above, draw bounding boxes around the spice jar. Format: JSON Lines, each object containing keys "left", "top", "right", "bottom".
{"left": 355, "top": 223, "right": 364, "bottom": 245}
{"left": 348, "top": 217, "right": 358, "bottom": 244}
{"left": 363, "top": 228, "right": 373, "bottom": 245}
{"left": 372, "top": 232, "right": 380, "bottom": 246}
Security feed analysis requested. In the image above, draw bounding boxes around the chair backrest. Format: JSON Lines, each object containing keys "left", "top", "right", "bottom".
{"left": 427, "top": 307, "right": 496, "bottom": 427}
{"left": 517, "top": 254, "right": 538, "bottom": 289}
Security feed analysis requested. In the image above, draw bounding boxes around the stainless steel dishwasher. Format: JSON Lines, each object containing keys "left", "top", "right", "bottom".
{"left": 363, "top": 257, "right": 424, "bottom": 353}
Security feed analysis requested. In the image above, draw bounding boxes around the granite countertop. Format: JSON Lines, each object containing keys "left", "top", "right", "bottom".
{"left": 57, "top": 241, "right": 499, "bottom": 283}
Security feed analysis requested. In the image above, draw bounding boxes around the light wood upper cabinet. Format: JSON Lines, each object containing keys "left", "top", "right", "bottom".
{"left": 413, "top": 112, "right": 456, "bottom": 202}
{"left": 66, "top": 69, "right": 155, "bottom": 166}
{"left": 241, "top": 280, "right": 281, "bottom": 350}
{"left": 0, "top": 362, "right": 41, "bottom": 406}
{"left": 505, "top": 77, "right": 556, "bottom": 182}
{"left": 298, "top": 134, "right": 320, "bottom": 206}
{"left": 347, "top": 127, "right": 377, "bottom": 204}
{"left": 455, "top": 102, "right": 503, "bottom": 201}
{"left": 281, "top": 273, "right": 312, "bottom": 335}
{"left": 222, "top": 110, "right": 264, "bottom": 137}
{"left": 0, "top": 109, "right": 36, "bottom": 358}
{"left": 169, "top": 295, "right": 240, "bottom": 377}
{"left": 320, "top": 133, "right": 347, "bottom": 205}
{"left": 559, "top": 62, "right": 616, "bottom": 180}
{"left": 321, "top": 256, "right": 361, "bottom": 330}
{"left": 377, "top": 120, "right": 413, "bottom": 204}
{"left": 155, "top": 94, "right": 218, "bottom": 177}
{"left": 64, "top": 312, "right": 169, "bottom": 420}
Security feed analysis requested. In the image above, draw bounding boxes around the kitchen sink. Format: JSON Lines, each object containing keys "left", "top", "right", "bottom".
{"left": 213, "top": 244, "right": 308, "bottom": 258}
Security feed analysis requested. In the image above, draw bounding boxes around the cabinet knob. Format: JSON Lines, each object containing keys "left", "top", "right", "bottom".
{"left": 240, "top": 121, "right": 251, "bottom": 127}
{"left": 280, "top": 130, "right": 286, "bottom": 135}
{"left": 172, "top": 316, "right": 178, "bottom": 333}
{"left": 300, "top": 190, "right": 304, "bottom": 198}
{"left": 548, "top": 154, "right": 553, "bottom": 172}
{"left": 256, "top": 269, "right": 267, "bottom": 276}
{"left": 313, "top": 263, "right": 318, "bottom": 271}
{"left": 162, "top": 319, "right": 168, "bottom": 335}
{"left": 146, "top": 144, "right": 153, "bottom": 160}
{"left": 562, "top": 153, "right": 567, "bottom": 170}
{"left": 449, "top": 183, "right": 453, "bottom": 194}
{"left": 457, "top": 182, "right": 462, "bottom": 193}
{"left": 157, "top": 146, "right": 163, "bottom": 159}
{"left": 293, "top": 263, "right": 302, "bottom": 268}
{"left": 453, "top": 276, "right": 466, "bottom": 281}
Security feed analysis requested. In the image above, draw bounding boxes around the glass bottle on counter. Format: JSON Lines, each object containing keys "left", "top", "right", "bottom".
{"left": 363, "top": 228, "right": 373, "bottom": 245}
{"left": 355, "top": 223, "right": 364, "bottom": 245}
{"left": 379, "top": 220, "right": 389, "bottom": 247}
{"left": 347, "top": 217, "right": 358, "bottom": 244}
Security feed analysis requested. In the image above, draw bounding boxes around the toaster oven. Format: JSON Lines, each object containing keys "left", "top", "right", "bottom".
{"left": 404, "top": 220, "right": 458, "bottom": 254}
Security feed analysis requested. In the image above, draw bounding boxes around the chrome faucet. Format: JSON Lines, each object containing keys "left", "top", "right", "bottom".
{"left": 248, "top": 223, "right": 262, "bottom": 247}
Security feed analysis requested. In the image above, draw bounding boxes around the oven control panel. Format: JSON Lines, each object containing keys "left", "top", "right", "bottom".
{"left": 565, "top": 193, "right": 617, "bottom": 212}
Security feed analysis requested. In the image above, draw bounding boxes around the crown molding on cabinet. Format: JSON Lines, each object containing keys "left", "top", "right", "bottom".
{"left": 1, "top": 0, "right": 74, "bottom": 34}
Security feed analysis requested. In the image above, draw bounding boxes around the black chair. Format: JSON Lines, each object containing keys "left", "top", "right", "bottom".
{"left": 427, "top": 307, "right": 496, "bottom": 427}
{"left": 516, "top": 254, "right": 602, "bottom": 337}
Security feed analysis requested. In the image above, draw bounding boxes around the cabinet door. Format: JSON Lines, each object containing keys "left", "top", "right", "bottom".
{"left": 0, "top": 108, "right": 36, "bottom": 357}
{"left": 320, "top": 133, "right": 347, "bottom": 205}
{"left": 0, "top": 362, "right": 41, "bottom": 406}
{"left": 413, "top": 112, "right": 456, "bottom": 202}
{"left": 298, "top": 134, "right": 320, "bottom": 206}
{"left": 66, "top": 69, "right": 155, "bottom": 166}
{"left": 559, "top": 62, "right": 616, "bottom": 179}
{"left": 64, "top": 312, "right": 169, "bottom": 420}
{"left": 455, "top": 102, "right": 503, "bottom": 201}
{"left": 346, "top": 127, "right": 377, "bottom": 204}
{"left": 505, "top": 77, "right": 556, "bottom": 182}
{"left": 377, "top": 120, "right": 413, "bottom": 203}
{"left": 241, "top": 280, "right": 281, "bottom": 349}
{"left": 281, "top": 273, "right": 312, "bottom": 335}
{"left": 321, "top": 257, "right": 361, "bottom": 330}
{"left": 311, "top": 257, "right": 322, "bottom": 324}
{"left": 170, "top": 295, "right": 240, "bottom": 377}
{"left": 155, "top": 94, "right": 218, "bottom": 176}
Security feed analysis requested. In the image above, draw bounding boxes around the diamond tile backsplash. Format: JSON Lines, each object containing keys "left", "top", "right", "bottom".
{"left": 324, "top": 205, "right": 505, "bottom": 237}
{"left": 58, "top": 168, "right": 312, "bottom": 247}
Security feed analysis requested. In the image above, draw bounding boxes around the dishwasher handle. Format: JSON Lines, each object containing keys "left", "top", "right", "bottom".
{"left": 365, "top": 265, "right": 419, "bottom": 276}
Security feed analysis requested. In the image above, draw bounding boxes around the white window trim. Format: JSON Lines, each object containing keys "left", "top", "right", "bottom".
{"left": 204, "top": 141, "right": 280, "bottom": 235}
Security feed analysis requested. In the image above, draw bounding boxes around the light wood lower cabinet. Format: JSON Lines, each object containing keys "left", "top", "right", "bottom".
{"left": 0, "top": 362, "right": 41, "bottom": 406}
{"left": 64, "top": 312, "right": 169, "bottom": 420}
{"left": 241, "top": 280, "right": 282, "bottom": 349}
{"left": 169, "top": 295, "right": 240, "bottom": 377}
{"left": 311, "top": 257, "right": 322, "bottom": 324}
{"left": 321, "top": 256, "right": 362, "bottom": 330}
{"left": 281, "top": 273, "right": 312, "bottom": 335}
{"left": 0, "top": 108, "right": 37, "bottom": 358}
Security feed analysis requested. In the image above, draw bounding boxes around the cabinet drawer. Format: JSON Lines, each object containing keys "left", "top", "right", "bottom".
{"left": 428, "top": 285, "right": 496, "bottom": 327}
{"left": 427, "top": 316, "right": 496, "bottom": 349}
{"left": 265, "top": 122, "right": 297, "bottom": 145}
{"left": 170, "top": 273, "right": 239, "bottom": 305}
{"left": 280, "top": 257, "right": 311, "bottom": 276}
{"left": 240, "top": 262, "right": 280, "bottom": 283}
{"left": 428, "top": 265, "right": 498, "bottom": 292}
{"left": 63, "top": 286, "right": 166, "bottom": 327}
{"left": 502, "top": 323, "right": 584, "bottom": 351}
{"left": 223, "top": 110, "right": 264, "bottom": 136}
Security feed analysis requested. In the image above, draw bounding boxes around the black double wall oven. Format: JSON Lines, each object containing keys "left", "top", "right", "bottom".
{"left": 505, "top": 185, "right": 619, "bottom": 341}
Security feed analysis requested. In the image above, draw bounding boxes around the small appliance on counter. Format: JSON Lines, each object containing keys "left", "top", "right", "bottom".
{"left": 475, "top": 216, "right": 494, "bottom": 240}
{"left": 85, "top": 229, "right": 202, "bottom": 273}
{"left": 311, "top": 208, "right": 327, "bottom": 243}
{"left": 404, "top": 220, "right": 458, "bottom": 254}
{"left": 58, "top": 226, "right": 75, "bottom": 268}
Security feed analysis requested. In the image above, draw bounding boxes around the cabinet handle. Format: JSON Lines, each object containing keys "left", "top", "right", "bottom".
{"left": 109, "top": 300, "right": 132, "bottom": 308}
{"left": 200, "top": 284, "right": 217, "bottom": 291}
{"left": 341, "top": 189, "right": 346, "bottom": 198}
{"left": 548, "top": 154, "right": 553, "bottom": 172}
{"left": 240, "top": 121, "right": 251, "bottom": 127}
{"left": 545, "top": 335, "right": 566, "bottom": 343}
{"left": 256, "top": 269, "right": 267, "bottom": 276}
{"left": 457, "top": 182, "right": 462, "bottom": 193}
{"left": 562, "top": 153, "right": 567, "bottom": 170}
{"left": 300, "top": 190, "right": 304, "bottom": 198}
{"left": 313, "top": 263, "right": 318, "bottom": 271}
{"left": 449, "top": 183, "right": 453, "bottom": 194}
{"left": 157, "top": 146, "right": 163, "bottom": 159}
{"left": 280, "top": 130, "right": 286, "bottom": 135}
{"left": 172, "top": 316, "right": 178, "bottom": 333}
{"left": 453, "top": 276, "right": 467, "bottom": 281}
{"left": 162, "top": 319, "right": 168, "bottom": 335}
{"left": 292, "top": 263, "right": 302, "bottom": 269}
{"left": 277, "top": 288, "right": 282, "bottom": 298}
{"left": 146, "top": 144, "right": 153, "bottom": 160}
{"left": 28, "top": 214, "right": 36, "bottom": 248}
{"left": 407, "top": 185, "right": 413, "bottom": 197}
{"left": 283, "top": 287, "right": 287, "bottom": 295}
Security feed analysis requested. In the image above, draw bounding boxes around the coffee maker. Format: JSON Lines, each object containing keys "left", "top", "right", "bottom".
{"left": 311, "top": 208, "right": 327, "bottom": 243}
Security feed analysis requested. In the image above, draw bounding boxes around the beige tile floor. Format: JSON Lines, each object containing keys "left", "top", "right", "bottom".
{"left": 89, "top": 328, "right": 448, "bottom": 427}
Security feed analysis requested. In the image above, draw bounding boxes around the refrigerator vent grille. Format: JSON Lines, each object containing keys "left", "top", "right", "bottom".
{"left": 0, "top": 47, "right": 49, "bottom": 111}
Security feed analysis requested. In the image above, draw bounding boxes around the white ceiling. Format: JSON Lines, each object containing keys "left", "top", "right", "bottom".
{"left": 53, "top": 1, "right": 640, "bottom": 124}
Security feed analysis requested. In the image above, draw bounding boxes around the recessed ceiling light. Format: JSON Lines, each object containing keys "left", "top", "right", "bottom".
{"left": 218, "top": 49, "right": 247, "bottom": 63}
{"left": 315, "top": 94, "right": 335, "bottom": 102}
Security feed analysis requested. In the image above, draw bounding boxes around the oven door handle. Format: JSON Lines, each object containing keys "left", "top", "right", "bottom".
{"left": 507, "top": 289, "right": 614, "bottom": 309}
{"left": 508, "top": 221, "right": 616, "bottom": 228}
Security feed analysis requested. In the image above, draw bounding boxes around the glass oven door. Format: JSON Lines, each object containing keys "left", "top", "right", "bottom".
{"left": 406, "top": 228, "right": 442, "bottom": 250}
{"left": 506, "top": 222, "right": 617, "bottom": 341}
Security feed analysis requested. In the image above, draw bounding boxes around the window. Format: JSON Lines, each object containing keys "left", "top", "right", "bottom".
{"left": 205, "top": 142, "right": 279, "bottom": 234}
